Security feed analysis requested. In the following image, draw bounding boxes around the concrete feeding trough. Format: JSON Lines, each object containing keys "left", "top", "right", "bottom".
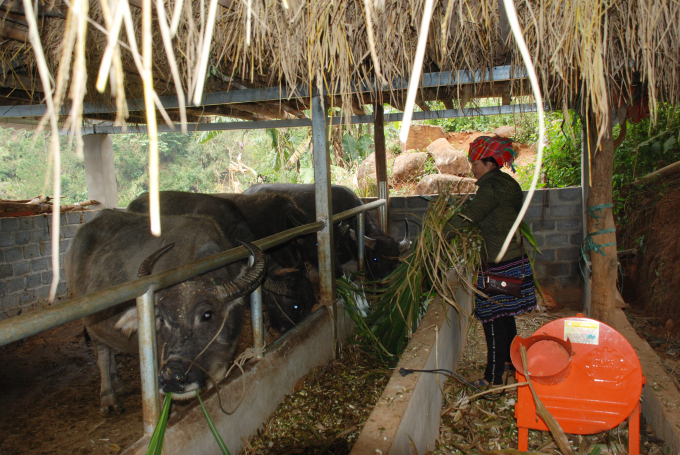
{"left": 122, "top": 272, "right": 474, "bottom": 455}
{"left": 351, "top": 274, "right": 473, "bottom": 455}
{"left": 123, "top": 303, "right": 355, "bottom": 454}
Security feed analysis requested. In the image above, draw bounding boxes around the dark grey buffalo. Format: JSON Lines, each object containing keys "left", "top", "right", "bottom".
{"left": 213, "top": 192, "right": 311, "bottom": 271}
{"left": 127, "top": 192, "right": 316, "bottom": 333}
{"left": 65, "top": 210, "right": 266, "bottom": 414}
{"left": 243, "top": 183, "right": 410, "bottom": 279}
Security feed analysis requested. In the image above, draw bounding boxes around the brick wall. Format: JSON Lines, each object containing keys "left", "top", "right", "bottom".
{"left": 522, "top": 187, "right": 583, "bottom": 306}
{"left": 384, "top": 186, "right": 584, "bottom": 308}
{"left": 0, "top": 210, "right": 100, "bottom": 321}
{"left": 0, "top": 187, "right": 584, "bottom": 321}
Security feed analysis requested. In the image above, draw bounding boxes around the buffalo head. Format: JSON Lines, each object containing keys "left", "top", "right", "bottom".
{"left": 117, "top": 241, "right": 266, "bottom": 399}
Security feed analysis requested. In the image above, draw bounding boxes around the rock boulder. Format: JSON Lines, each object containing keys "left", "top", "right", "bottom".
{"left": 357, "top": 151, "right": 395, "bottom": 191}
{"left": 494, "top": 125, "right": 520, "bottom": 139}
{"left": 404, "top": 124, "right": 446, "bottom": 151}
{"left": 414, "top": 174, "right": 477, "bottom": 195}
{"left": 392, "top": 152, "right": 430, "bottom": 183}
{"left": 426, "top": 138, "right": 471, "bottom": 176}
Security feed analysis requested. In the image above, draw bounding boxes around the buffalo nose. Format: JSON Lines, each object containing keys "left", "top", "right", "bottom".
{"left": 159, "top": 360, "right": 188, "bottom": 392}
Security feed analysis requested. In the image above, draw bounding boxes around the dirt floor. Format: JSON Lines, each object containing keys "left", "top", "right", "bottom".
{"left": 0, "top": 310, "right": 258, "bottom": 455}
{"left": 433, "top": 309, "right": 670, "bottom": 454}
{"left": 0, "top": 320, "right": 143, "bottom": 455}
{"left": 618, "top": 173, "right": 680, "bottom": 391}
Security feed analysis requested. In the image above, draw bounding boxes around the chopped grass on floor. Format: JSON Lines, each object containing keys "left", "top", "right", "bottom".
{"left": 242, "top": 336, "right": 390, "bottom": 455}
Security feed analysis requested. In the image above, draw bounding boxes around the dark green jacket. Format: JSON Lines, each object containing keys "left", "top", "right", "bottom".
{"left": 446, "top": 169, "right": 524, "bottom": 263}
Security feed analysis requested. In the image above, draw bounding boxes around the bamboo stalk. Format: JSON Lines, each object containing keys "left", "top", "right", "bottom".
{"left": 631, "top": 159, "right": 680, "bottom": 186}
{"left": 0, "top": 199, "right": 99, "bottom": 214}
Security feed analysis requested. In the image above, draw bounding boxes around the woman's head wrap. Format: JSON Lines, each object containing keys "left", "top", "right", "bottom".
{"left": 468, "top": 136, "right": 518, "bottom": 172}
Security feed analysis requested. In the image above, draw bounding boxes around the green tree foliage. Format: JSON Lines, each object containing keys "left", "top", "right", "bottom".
{"left": 0, "top": 128, "right": 87, "bottom": 203}
{"left": 341, "top": 132, "right": 373, "bottom": 164}
{"left": 2, "top": 103, "right": 677, "bottom": 207}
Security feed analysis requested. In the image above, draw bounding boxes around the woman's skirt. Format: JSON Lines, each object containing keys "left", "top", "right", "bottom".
{"left": 474, "top": 255, "right": 537, "bottom": 323}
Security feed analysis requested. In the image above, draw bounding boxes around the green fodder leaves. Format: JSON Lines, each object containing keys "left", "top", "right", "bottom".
{"left": 146, "top": 392, "right": 172, "bottom": 455}
{"left": 197, "top": 391, "right": 231, "bottom": 455}
{"left": 340, "top": 186, "right": 482, "bottom": 357}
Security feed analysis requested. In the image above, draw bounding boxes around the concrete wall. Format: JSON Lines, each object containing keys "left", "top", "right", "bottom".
{"left": 522, "top": 187, "right": 584, "bottom": 307}
{"left": 383, "top": 186, "right": 584, "bottom": 308}
{"left": 0, "top": 210, "right": 100, "bottom": 320}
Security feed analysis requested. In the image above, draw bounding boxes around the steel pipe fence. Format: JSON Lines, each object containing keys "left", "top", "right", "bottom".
{"left": 0, "top": 198, "right": 386, "bottom": 435}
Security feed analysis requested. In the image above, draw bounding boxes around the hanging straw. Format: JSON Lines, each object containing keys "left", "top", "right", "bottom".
{"left": 21, "top": 0, "right": 62, "bottom": 301}
{"left": 399, "top": 0, "right": 435, "bottom": 145}
{"left": 494, "top": 0, "right": 545, "bottom": 263}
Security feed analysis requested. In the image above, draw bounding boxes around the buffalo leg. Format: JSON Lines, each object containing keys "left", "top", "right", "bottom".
{"left": 94, "top": 340, "right": 125, "bottom": 415}
{"left": 109, "top": 353, "right": 131, "bottom": 396}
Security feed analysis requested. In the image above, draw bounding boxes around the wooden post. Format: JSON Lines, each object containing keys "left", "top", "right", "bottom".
{"left": 584, "top": 109, "right": 617, "bottom": 325}
{"left": 374, "top": 96, "right": 389, "bottom": 231}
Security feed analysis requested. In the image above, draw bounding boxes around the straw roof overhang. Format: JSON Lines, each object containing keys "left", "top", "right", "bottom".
{"left": 0, "top": 0, "right": 678, "bottom": 131}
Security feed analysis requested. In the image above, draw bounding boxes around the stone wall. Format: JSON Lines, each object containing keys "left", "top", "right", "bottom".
{"left": 0, "top": 210, "right": 100, "bottom": 321}
{"left": 383, "top": 186, "right": 584, "bottom": 308}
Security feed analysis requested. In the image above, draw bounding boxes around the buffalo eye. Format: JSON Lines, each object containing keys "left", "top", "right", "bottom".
{"left": 201, "top": 310, "right": 214, "bottom": 321}
{"left": 157, "top": 315, "right": 164, "bottom": 323}
{"left": 373, "top": 257, "right": 377, "bottom": 262}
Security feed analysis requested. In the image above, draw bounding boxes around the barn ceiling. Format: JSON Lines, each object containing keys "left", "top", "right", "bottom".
{"left": 0, "top": 0, "right": 678, "bottom": 132}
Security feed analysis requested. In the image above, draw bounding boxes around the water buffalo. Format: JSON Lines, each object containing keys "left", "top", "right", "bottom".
{"left": 243, "top": 183, "right": 410, "bottom": 279}
{"left": 127, "top": 192, "right": 316, "bottom": 333}
{"left": 65, "top": 210, "right": 266, "bottom": 414}
{"left": 213, "top": 192, "right": 310, "bottom": 270}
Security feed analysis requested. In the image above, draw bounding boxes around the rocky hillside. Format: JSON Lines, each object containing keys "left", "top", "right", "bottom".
{"left": 356, "top": 124, "right": 536, "bottom": 196}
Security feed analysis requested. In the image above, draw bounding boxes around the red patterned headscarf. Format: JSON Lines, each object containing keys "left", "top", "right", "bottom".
{"left": 468, "top": 136, "right": 517, "bottom": 172}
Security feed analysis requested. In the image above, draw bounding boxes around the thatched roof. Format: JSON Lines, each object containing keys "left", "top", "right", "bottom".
{"left": 0, "top": 0, "right": 678, "bottom": 131}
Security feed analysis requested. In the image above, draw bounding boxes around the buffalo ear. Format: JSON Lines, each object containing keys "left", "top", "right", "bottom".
{"left": 364, "top": 236, "right": 377, "bottom": 249}
{"left": 114, "top": 307, "right": 139, "bottom": 337}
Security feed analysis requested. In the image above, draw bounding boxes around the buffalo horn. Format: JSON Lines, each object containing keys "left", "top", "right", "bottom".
{"left": 137, "top": 244, "right": 176, "bottom": 278}
{"left": 347, "top": 227, "right": 377, "bottom": 250}
{"left": 399, "top": 219, "right": 412, "bottom": 253}
{"left": 338, "top": 222, "right": 350, "bottom": 236}
{"left": 216, "top": 240, "right": 267, "bottom": 302}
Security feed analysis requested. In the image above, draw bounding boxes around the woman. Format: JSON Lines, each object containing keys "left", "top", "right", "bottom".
{"left": 446, "top": 135, "right": 537, "bottom": 387}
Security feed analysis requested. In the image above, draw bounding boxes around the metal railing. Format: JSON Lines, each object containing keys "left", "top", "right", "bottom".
{"left": 0, "top": 198, "right": 386, "bottom": 434}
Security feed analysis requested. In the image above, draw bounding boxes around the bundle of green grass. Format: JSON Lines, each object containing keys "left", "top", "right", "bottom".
{"left": 339, "top": 187, "right": 541, "bottom": 359}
